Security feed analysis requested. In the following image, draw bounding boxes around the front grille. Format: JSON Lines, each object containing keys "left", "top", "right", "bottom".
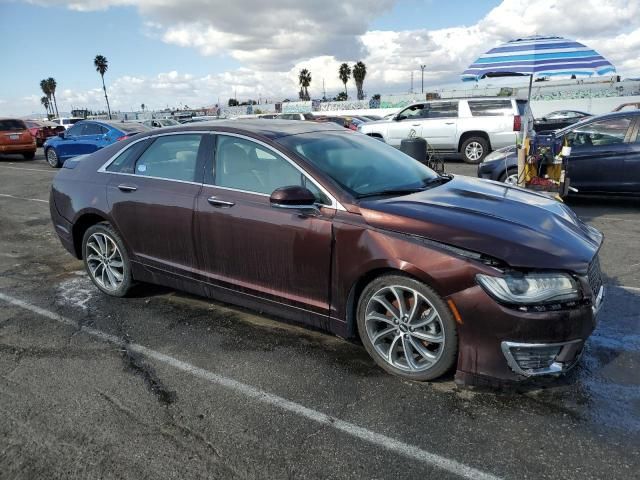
{"left": 509, "top": 345, "right": 561, "bottom": 370}
{"left": 588, "top": 255, "right": 603, "bottom": 295}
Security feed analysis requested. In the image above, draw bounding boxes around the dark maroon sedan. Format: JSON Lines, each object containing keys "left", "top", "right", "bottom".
{"left": 49, "top": 120, "right": 604, "bottom": 385}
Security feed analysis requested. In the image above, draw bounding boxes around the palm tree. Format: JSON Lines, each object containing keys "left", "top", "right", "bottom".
{"left": 46, "top": 77, "right": 60, "bottom": 117}
{"left": 40, "top": 79, "right": 52, "bottom": 115}
{"left": 94, "top": 54, "right": 112, "bottom": 119}
{"left": 41, "top": 96, "right": 51, "bottom": 117}
{"left": 298, "top": 69, "right": 312, "bottom": 101}
{"left": 338, "top": 63, "right": 351, "bottom": 98}
{"left": 352, "top": 62, "right": 367, "bottom": 100}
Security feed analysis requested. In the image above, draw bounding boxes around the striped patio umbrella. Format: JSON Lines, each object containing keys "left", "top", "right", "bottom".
{"left": 461, "top": 35, "right": 616, "bottom": 82}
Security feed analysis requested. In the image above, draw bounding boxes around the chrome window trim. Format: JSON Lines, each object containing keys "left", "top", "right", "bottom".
{"left": 97, "top": 130, "right": 345, "bottom": 211}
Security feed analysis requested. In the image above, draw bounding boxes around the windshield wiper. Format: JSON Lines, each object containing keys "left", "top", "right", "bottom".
{"left": 356, "top": 187, "right": 426, "bottom": 199}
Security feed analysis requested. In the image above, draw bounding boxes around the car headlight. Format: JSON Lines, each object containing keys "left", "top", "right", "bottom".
{"left": 476, "top": 272, "right": 579, "bottom": 304}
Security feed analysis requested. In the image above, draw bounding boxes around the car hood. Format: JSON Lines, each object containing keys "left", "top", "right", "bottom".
{"left": 358, "top": 176, "right": 602, "bottom": 273}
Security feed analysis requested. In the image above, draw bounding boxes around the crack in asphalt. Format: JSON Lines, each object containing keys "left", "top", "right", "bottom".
{"left": 120, "top": 345, "right": 177, "bottom": 406}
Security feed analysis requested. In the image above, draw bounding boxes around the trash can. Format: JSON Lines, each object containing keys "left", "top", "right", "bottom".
{"left": 400, "top": 137, "right": 427, "bottom": 162}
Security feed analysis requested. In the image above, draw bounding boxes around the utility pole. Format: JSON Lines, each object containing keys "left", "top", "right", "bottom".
{"left": 323, "top": 79, "right": 326, "bottom": 100}
{"left": 420, "top": 65, "right": 426, "bottom": 93}
{"left": 410, "top": 71, "right": 414, "bottom": 93}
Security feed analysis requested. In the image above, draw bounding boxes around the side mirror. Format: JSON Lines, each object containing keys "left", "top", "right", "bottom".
{"left": 395, "top": 115, "right": 404, "bottom": 121}
{"left": 58, "top": 132, "right": 65, "bottom": 139}
{"left": 270, "top": 186, "right": 317, "bottom": 210}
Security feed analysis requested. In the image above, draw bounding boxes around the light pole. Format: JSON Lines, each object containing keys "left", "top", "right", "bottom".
{"left": 420, "top": 65, "right": 426, "bottom": 93}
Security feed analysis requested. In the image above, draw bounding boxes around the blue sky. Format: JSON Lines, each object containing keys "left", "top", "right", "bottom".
{"left": 0, "top": 0, "right": 636, "bottom": 116}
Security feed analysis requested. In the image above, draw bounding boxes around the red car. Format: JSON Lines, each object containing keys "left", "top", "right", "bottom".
{"left": 0, "top": 118, "right": 36, "bottom": 159}
{"left": 49, "top": 121, "right": 604, "bottom": 385}
{"left": 25, "top": 120, "right": 65, "bottom": 147}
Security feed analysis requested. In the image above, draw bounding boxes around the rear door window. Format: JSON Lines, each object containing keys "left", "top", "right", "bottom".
{"left": 134, "top": 134, "right": 202, "bottom": 182}
{"left": 82, "top": 123, "right": 106, "bottom": 135}
{"left": 106, "top": 139, "right": 152, "bottom": 174}
{"left": 468, "top": 100, "right": 513, "bottom": 116}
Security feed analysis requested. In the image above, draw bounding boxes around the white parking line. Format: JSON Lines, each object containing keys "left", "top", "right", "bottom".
{"left": 0, "top": 291, "right": 500, "bottom": 480}
{"left": 621, "top": 285, "right": 640, "bottom": 293}
{"left": 1, "top": 165, "right": 55, "bottom": 173}
{"left": 0, "top": 193, "right": 48, "bottom": 204}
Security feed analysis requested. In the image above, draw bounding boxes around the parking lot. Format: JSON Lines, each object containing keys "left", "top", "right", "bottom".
{"left": 1, "top": 148, "right": 639, "bottom": 479}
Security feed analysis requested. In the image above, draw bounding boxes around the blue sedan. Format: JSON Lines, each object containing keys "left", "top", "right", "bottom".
{"left": 477, "top": 110, "right": 640, "bottom": 194}
{"left": 44, "top": 120, "right": 150, "bottom": 168}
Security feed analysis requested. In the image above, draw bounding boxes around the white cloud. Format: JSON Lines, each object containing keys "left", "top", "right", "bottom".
{"left": 8, "top": 0, "right": 640, "bottom": 116}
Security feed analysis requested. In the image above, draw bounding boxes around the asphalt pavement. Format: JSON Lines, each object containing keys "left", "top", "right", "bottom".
{"left": 0, "top": 149, "right": 638, "bottom": 480}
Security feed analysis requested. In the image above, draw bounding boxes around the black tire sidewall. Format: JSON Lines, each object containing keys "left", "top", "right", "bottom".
{"left": 461, "top": 137, "right": 489, "bottom": 164}
{"left": 82, "top": 223, "right": 133, "bottom": 297}
{"left": 46, "top": 148, "right": 60, "bottom": 168}
{"left": 356, "top": 274, "right": 458, "bottom": 381}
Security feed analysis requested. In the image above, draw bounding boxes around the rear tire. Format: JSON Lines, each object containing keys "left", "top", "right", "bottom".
{"left": 82, "top": 223, "right": 133, "bottom": 297}
{"left": 461, "top": 137, "right": 489, "bottom": 164}
{"left": 356, "top": 274, "right": 458, "bottom": 381}
{"left": 46, "top": 148, "right": 61, "bottom": 168}
{"left": 23, "top": 152, "right": 35, "bottom": 160}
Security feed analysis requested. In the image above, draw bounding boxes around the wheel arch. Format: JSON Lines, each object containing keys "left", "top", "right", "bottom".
{"left": 457, "top": 131, "right": 491, "bottom": 152}
{"left": 344, "top": 263, "right": 439, "bottom": 339}
{"left": 71, "top": 211, "right": 110, "bottom": 259}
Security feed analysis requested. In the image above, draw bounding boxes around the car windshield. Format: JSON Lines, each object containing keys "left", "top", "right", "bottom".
{"left": 276, "top": 131, "right": 440, "bottom": 197}
{"left": 0, "top": 119, "right": 26, "bottom": 131}
{"left": 160, "top": 119, "right": 179, "bottom": 126}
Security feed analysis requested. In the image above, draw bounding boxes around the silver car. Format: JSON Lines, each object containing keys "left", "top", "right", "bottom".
{"left": 359, "top": 97, "right": 531, "bottom": 164}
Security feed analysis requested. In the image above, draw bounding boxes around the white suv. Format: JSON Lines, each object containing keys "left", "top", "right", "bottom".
{"left": 359, "top": 98, "right": 531, "bottom": 164}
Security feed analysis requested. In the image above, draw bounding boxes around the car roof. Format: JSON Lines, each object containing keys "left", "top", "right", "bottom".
{"left": 137, "top": 119, "right": 346, "bottom": 139}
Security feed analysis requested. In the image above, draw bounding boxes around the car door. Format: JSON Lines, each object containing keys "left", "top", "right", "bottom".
{"left": 624, "top": 118, "right": 640, "bottom": 192}
{"left": 55, "top": 123, "right": 85, "bottom": 158}
{"left": 105, "top": 133, "right": 206, "bottom": 276}
{"left": 194, "top": 133, "right": 334, "bottom": 315}
{"left": 74, "top": 122, "right": 108, "bottom": 155}
{"left": 565, "top": 116, "right": 634, "bottom": 192}
{"left": 386, "top": 104, "right": 426, "bottom": 147}
{"left": 419, "top": 101, "right": 459, "bottom": 150}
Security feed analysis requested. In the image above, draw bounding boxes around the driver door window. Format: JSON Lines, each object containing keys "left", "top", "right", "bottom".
{"left": 213, "top": 135, "right": 328, "bottom": 203}
{"left": 568, "top": 118, "right": 632, "bottom": 147}
{"left": 397, "top": 104, "right": 425, "bottom": 121}
{"left": 65, "top": 124, "right": 83, "bottom": 137}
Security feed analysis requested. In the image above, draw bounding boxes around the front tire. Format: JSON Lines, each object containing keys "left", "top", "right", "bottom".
{"left": 461, "top": 137, "right": 489, "bottom": 164}
{"left": 82, "top": 223, "right": 133, "bottom": 297}
{"left": 499, "top": 167, "right": 519, "bottom": 185}
{"left": 356, "top": 274, "right": 458, "bottom": 381}
{"left": 46, "top": 148, "right": 61, "bottom": 168}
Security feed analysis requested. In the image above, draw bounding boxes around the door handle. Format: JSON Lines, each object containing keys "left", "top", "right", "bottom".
{"left": 117, "top": 184, "right": 137, "bottom": 192}
{"left": 411, "top": 124, "right": 421, "bottom": 127}
{"left": 207, "top": 196, "right": 235, "bottom": 208}
{"left": 445, "top": 122, "right": 455, "bottom": 125}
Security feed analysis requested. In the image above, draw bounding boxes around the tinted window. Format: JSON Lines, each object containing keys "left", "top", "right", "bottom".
{"left": 214, "top": 135, "right": 327, "bottom": 201}
{"left": 82, "top": 123, "right": 106, "bottom": 135}
{"left": 569, "top": 118, "right": 632, "bottom": 147}
{"left": 277, "top": 131, "right": 439, "bottom": 197}
{"left": 107, "top": 140, "right": 152, "bottom": 174}
{"left": 468, "top": 100, "right": 513, "bottom": 116}
{"left": 0, "top": 119, "right": 27, "bottom": 131}
{"left": 425, "top": 102, "right": 458, "bottom": 118}
{"left": 66, "top": 124, "right": 84, "bottom": 136}
{"left": 134, "top": 134, "right": 201, "bottom": 181}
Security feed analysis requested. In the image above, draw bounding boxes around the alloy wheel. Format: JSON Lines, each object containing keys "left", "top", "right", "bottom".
{"left": 85, "top": 232, "right": 124, "bottom": 291}
{"left": 464, "top": 141, "right": 484, "bottom": 162}
{"left": 505, "top": 172, "right": 519, "bottom": 185}
{"left": 46, "top": 149, "right": 59, "bottom": 168}
{"left": 364, "top": 285, "right": 445, "bottom": 372}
